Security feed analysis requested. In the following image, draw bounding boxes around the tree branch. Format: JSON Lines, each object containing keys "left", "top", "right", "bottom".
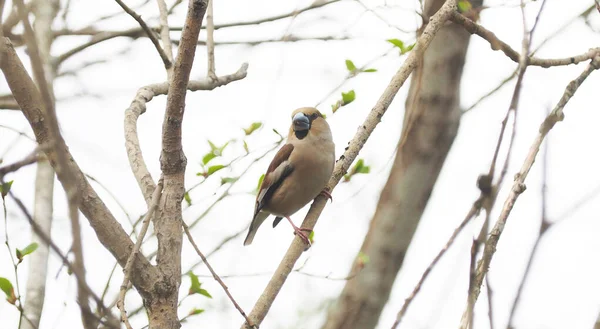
{"left": 0, "top": 149, "right": 42, "bottom": 178}
{"left": 113, "top": 0, "right": 172, "bottom": 70}
{"left": 124, "top": 64, "right": 248, "bottom": 203}
{"left": 182, "top": 221, "right": 254, "bottom": 327}
{"left": 242, "top": 0, "right": 459, "bottom": 327}
{"left": 391, "top": 197, "right": 483, "bottom": 328}
{"left": 118, "top": 178, "right": 163, "bottom": 329}
{"left": 450, "top": 11, "right": 600, "bottom": 67}
{"left": 0, "top": 36, "right": 159, "bottom": 295}
{"left": 156, "top": 0, "right": 174, "bottom": 78}
{"left": 466, "top": 54, "right": 600, "bottom": 321}
{"left": 0, "top": 93, "right": 19, "bottom": 109}
{"left": 206, "top": 0, "right": 216, "bottom": 80}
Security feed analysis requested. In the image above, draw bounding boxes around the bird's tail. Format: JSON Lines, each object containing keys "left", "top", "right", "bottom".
{"left": 244, "top": 211, "right": 270, "bottom": 246}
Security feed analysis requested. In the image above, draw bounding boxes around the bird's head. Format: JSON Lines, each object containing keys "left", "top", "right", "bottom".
{"left": 289, "top": 107, "right": 330, "bottom": 140}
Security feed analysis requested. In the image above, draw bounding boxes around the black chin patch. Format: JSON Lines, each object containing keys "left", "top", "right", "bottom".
{"left": 295, "top": 130, "right": 308, "bottom": 139}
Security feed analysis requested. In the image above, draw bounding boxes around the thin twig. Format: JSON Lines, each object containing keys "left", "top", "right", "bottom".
{"left": 462, "top": 69, "right": 518, "bottom": 114}
{"left": 206, "top": 0, "right": 216, "bottom": 80}
{"left": 156, "top": 0, "right": 174, "bottom": 78}
{"left": 467, "top": 55, "right": 600, "bottom": 326}
{"left": 506, "top": 109, "right": 550, "bottom": 328}
{"left": 113, "top": 0, "right": 172, "bottom": 69}
{"left": 8, "top": 191, "right": 119, "bottom": 329}
{"left": 182, "top": 221, "right": 255, "bottom": 328}
{"left": 391, "top": 197, "right": 483, "bottom": 328}
{"left": 450, "top": 11, "right": 600, "bottom": 68}
{"left": 117, "top": 178, "right": 163, "bottom": 329}
{"left": 0, "top": 149, "right": 42, "bottom": 178}
{"left": 461, "top": 2, "right": 549, "bottom": 325}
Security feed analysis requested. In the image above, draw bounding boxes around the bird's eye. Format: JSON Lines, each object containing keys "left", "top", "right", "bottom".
{"left": 310, "top": 113, "right": 319, "bottom": 120}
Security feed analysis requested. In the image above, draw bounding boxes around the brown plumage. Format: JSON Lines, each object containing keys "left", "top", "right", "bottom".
{"left": 244, "top": 107, "right": 335, "bottom": 246}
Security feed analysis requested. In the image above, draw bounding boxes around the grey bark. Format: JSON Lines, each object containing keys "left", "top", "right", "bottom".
{"left": 321, "top": 1, "right": 481, "bottom": 328}
{"left": 22, "top": 161, "right": 54, "bottom": 329}
{"left": 22, "top": 1, "right": 59, "bottom": 328}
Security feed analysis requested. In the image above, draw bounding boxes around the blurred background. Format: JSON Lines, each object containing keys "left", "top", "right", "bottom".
{"left": 1, "top": 0, "right": 600, "bottom": 328}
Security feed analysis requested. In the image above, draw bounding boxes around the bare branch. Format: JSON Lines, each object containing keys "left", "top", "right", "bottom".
{"left": 466, "top": 55, "right": 600, "bottom": 322}
{"left": 124, "top": 64, "right": 247, "bottom": 202}
{"left": 207, "top": 0, "right": 341, "bottom": 30}
{"left": 8, "top": 191, "right": 119, "bottom": 329}
{"left": 206, "top": 0, "right": 216, "bottom": 80}
{"left": 506, "top": 109, "right": 551, "bottom": 329}
{"left": 0, "top": 149, "right": 42, "bottom": 178}
{"left": 450, "top": 11, "right": 600, "bottom": 67}
{"left": 182, "top": 221, "right": 254, "bottom": 327}
{"left": 117, "top": 178, "right": 163, "bottom": 329}
{"left": 462, "top": 69, "right": 517, "bottom": 114}
{"left": 144, "top": 0, "right": 210, "bottom": 326}
{"left": 0, "top": 93, "right": 19, "bottom": 109}
{"left": 156, "top": 0, "right": 174, "bottom": 78}
{"left": 0, "top": 36, "right": 159, "bottom": 295}
{"left": 113, "top": 0, "right": 172, "bottom": 70}
{"left": 242, "top": 0, "right": 459, "bottom": 327}
{"left": 392, "top": 197, "right": 483, "bottom": 328}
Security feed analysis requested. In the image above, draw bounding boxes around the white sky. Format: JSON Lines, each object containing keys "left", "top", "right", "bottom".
{"left": 1, "top": 0, "right": 600, "bottom": 328}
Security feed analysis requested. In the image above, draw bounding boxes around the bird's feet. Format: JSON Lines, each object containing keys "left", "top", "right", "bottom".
{"left": 319, "top": 189, "right": 333, "bottom": 203}
{"left": 285, "top": 216, "right": 312, "bottom": 248}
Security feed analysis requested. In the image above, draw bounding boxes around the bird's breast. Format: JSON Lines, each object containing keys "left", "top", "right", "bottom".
{"left": 264, "top": 142, "right": 334, "bottom": 217}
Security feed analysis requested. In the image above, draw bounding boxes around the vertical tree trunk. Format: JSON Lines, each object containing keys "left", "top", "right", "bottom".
{"left": 322, "top": 1, "right": 481, "bottom": 328}
{"left": 22, "top": 161, "right": 54, "bottom": 329}
{"left": 22, "top": 1, "right": 59, "bottom": 328}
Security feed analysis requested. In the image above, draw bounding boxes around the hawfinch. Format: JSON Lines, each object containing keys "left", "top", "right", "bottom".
{"left": 244, "top": 107, "right": 335, "bottom": 246}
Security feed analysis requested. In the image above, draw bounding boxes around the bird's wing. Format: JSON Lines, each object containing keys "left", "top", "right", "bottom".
{"left": 255, "top": 143, "right": 295, "bottom": 217}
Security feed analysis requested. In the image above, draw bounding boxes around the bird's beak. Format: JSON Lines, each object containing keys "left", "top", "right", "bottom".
{"left": 292, "top": 112, "right": 310, "bottom": 132}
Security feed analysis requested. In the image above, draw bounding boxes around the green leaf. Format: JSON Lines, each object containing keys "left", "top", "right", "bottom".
{"left": 198, "top": 288, "right": 212, "bottom": 299}
{"left": 207, "top": 140, "right": 218, "bottom": 152}
{"left": 344, "top": 159, "right": 370, "bottom": 182}
{"left": 243, "top": 122, "right": 262, "bottom": 135}
{"left": 220, "top": 177, "right": 238, "bottom": 185}
{"left": 207, "top": 165, "right": 225, "bottom": 176}
{"left": 256, "top": 174, "right": 265, "bottom": 192}
{"left": 0, "top": 180, "right": 13, "bottom": 198}
{"left": 16, "top": 242, "right": 38, "bottom": 262}
{"left": 363, "top": 68, "right": 377, "bottom": 73}
{"left": 0, "top": 277, "right": 16, "bottom": 304}
{"left": 387, "top": 38, "right": 405, "bottom": 49}
{"left": 345, "top": 59, "right": 357, "bottom": 72}
{"left": 458, "top": 0, "right": 472, "bottom": 13}
{"left": 387, "top": 38, "right": 414, "bottom": 55}
{"left": 308, "top": 231, "right": 315, "bottom": 244}
{"left": 188, "top": 308, "right": 205, "bottom": 316}
{"left": 341, "top": 90, "right": 356, "bottom": 105}
{"left": 188, "top": 272, "right": 201, "bottom": 295}
{"left": 187, "top": 273, "right": 212, "bottom": 298}
{"left": 403, "top": 43, "right": 415, "bottom": 54}
{"left": 216, "top": 142, "right": 229, "bottom": 156}
{"left": 202, "top": 153, "right": 217, "bottom": 165}
{"left": 184, "top": 192, "right": 192, "bottom": 206}
{"left": 243, "top": 140, "right": 249, "bottom": 154}
{"left": 207, "top": 140, "right": 229, "bottom": 156}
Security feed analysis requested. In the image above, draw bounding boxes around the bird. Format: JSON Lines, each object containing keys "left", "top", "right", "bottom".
{"left": 244, "top": 107, "right": 335, "bottom": 247}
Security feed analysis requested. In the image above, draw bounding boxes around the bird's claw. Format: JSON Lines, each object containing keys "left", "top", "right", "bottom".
{"left": 319, "top": 189, "right": 333, "bottom": 203}
{"left": 293, "top": 227, "right": 312, "bottom": 248}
